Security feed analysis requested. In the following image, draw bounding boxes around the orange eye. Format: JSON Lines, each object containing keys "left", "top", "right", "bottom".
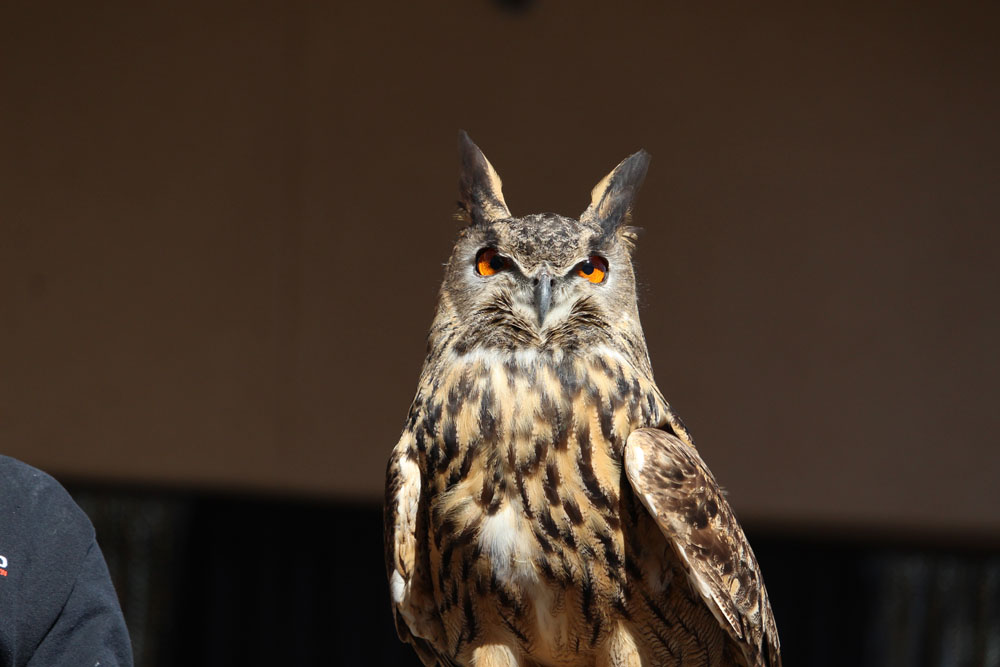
{"left": 577, "top": 256, "right": 608, "bottom": 284}
{"left": 476, "top": 248, "right": 509, "bottom": 276}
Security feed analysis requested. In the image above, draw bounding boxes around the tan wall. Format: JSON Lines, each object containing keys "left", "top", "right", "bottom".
{"left": 2, "top": 1, "right": 998, "bottom": 536}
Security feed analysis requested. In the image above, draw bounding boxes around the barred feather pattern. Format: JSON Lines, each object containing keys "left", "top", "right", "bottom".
{"left": 387, "top": 345, "right": 767, "bottom": 666}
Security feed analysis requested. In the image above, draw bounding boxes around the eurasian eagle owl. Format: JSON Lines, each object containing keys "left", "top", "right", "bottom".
{"left": 384, "top": 132, "right": 781, "bottom": 667}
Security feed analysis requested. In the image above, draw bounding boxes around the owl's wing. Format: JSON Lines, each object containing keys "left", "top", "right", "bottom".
{"left": 384, "top": 435, "right": 456, "bottom": 667}
{"left": 623, "top": 428, "right": 782, "bottom": 667}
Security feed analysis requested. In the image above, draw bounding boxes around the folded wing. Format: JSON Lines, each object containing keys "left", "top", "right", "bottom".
{"left": 624, "top": 428, "right": 782, "bottom": 667}
{"left": 384, "top": 435, "right": 456, "bottom": 666}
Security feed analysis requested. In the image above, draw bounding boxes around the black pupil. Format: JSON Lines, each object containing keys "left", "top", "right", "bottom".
{"left": 580, "top": 261, "right": 594, "bottom": 275}
{"left": 489, "top": 254, "right": 505, "bottom": 271}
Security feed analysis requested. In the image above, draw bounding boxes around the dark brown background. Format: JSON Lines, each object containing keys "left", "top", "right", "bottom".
{"left": 3, "top": 1, "right": 998, "bottom": 537}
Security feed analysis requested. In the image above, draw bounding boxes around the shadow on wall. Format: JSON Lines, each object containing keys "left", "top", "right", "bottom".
{"left": 72, "top": 486, "right": 1000, "bottom": 667}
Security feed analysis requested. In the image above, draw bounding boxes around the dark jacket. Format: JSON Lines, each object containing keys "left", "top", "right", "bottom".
{"left": 0, "top": 456, "right": 133, "bottom": 667}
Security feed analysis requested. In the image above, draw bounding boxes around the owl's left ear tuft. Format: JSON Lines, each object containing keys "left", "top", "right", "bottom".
{"left": 458, "top": 130, "right": 511, "bottom": 225}
{"left": 581, "top": 149, "right": 650, "bottom": 237}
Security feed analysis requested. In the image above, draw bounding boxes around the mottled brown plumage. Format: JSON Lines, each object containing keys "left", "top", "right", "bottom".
{"left": 385, "top": 132, "right": 781, "bottom": 666}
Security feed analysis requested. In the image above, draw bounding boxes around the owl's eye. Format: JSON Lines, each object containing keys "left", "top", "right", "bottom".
{"left": 476, "top": 248, "right": 510, "bottom": 276}
{"left": 576, "top": 255, "right": 608, "bottom": 284}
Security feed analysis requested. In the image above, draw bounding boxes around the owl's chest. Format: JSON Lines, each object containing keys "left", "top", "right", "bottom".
{"left": 414, "top": 351, "right": 669, "bottom": 649}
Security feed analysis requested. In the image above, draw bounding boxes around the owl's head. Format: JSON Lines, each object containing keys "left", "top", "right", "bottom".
{"left": 432, "top": 132, "right": 652, "bottom": 364}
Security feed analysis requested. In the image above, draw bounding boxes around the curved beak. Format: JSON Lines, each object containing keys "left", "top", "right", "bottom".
{"left": 534, "top": 270, "right": 553, "bottom": 326}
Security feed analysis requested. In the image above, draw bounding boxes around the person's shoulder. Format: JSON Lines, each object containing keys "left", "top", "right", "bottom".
{"left": 0, "top": 454, "right": 64, "bottom": 492}
{"left": 0, "top": 455, "right": 94, "bottom": 545}
{"left": 0, "top": 457, "right": 134, "bottom": 666}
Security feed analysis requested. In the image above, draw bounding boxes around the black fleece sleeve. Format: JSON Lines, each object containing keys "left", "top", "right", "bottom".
{"left": 0, "top": 456, "right": 133, "bottom": 667}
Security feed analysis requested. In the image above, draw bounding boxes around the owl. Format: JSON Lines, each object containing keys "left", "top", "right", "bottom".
{"left": 384, "top": 132, "right": 781, "bottom": 667}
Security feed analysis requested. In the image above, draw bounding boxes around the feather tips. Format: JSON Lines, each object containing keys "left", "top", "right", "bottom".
{"left": 624, "top": 427, "right": 782, "bottom": 667}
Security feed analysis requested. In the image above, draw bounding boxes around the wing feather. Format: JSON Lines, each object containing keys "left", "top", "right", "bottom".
{"left": 624, "top": 428, "right": 782, "bottom": 667}
{"left": 384, "top": 434, "right": 455, "bottom": 666}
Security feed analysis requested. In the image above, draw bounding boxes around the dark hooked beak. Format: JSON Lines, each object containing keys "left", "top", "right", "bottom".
{"left": 534, "top": 270, "right": 553, "bottom": 326}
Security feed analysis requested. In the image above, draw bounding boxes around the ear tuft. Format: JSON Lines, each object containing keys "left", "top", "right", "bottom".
{"left": 458, "top": 131, "right": 511, "bottom": 224}
{"left": 581, "top": 150, "right": 650, "bottom": 235}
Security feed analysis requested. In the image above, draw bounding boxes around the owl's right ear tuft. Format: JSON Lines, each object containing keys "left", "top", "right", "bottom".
{"left": 581, "top": 150, "right": 651, "bottom": 237}
{"left": 458, "top": 131, "right": 511, "bottom": 225}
